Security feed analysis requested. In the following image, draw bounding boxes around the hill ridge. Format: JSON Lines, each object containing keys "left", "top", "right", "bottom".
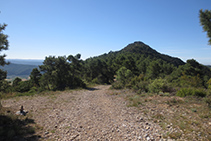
{"left": 93, "top": 41, "right": 185, "bottom": 67}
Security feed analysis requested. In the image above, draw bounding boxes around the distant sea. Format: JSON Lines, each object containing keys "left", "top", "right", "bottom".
{"left": 6, "top": 59, "right": 44, "bottom": 66}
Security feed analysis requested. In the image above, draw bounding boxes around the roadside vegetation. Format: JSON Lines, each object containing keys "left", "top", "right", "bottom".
{"left": 110, "top": 58, "right": 211, "bottom": 139}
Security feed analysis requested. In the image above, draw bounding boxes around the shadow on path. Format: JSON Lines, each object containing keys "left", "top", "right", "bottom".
{"left": 0, "top": 110, "right": 40, "bottom": 141}
{"left": 86, "top": 87, "right": 99, "bottom": 91}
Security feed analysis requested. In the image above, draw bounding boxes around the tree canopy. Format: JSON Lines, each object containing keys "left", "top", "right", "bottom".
{"left": 199, "top": 9, "right": 211, "bottom": 45}
{"left": 0, "top": 22, "right": 9, "bottom": 93}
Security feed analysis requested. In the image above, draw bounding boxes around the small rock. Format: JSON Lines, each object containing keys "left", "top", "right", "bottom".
{"left": 45, "top": 131, "right": 49, "bottom": 135}
{"left": 137, "top": 136, "right": 142, "bottom": 140}
{"left": 146, "top": 126, "right": 150, "bottom": 130}
{"left": 122, "top": 124, "right": 127, "bottom": 127}
{"left": 146, "top": 136, "right": 150, "bottom": 141}
{"left": 70, "top": 134, "right": 79, "bottom": 140}
{"left": 144, "top": 134, "right": 148, "bottom": 138}
{"left": 15, "top": 110, "right": 28, "bottom": 116}
{"left": 198, "top": 132, "right": 201, "bottom": 136}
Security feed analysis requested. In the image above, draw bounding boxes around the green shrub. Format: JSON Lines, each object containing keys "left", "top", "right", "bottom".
{"left": 91, "top": 78, "right": 99, "bottom": 84}
{"left": 116, "top": 67, "right": 133, "bottom": 86}
{"left": 28, "top": 86, "right": 37, "bottom": 93}
{"left": 126, "top": 74, "right": 149, "bottom": 92}
{"left": 207, "top": 78, "right": 211, "bottom": 89}
{"left": 176, "top": 88, "right": 206, "bottom": 97}
{"left": 14, "top": 81, "right": 33, "bottom": 93}
{"left": 148, "top": 78, "right": 169, "bottom": 94}
{"left": 205, "top": 97, "right": 211, "bottom": 108}
{"left": 111, "top": 82, "right": 124, "bottom": 89}
{"left": 176, "top": 88, "right": 193, "bottom": 97}
{"left": 136, "top": 81, "right": 149, "bottom": 93}
{"left": 193, "top": 89, "right": 206, "bottom": 97}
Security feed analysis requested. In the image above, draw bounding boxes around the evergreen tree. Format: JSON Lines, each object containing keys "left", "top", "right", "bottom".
{"left": 30, "top": 68, "right": 42, "bottom": 87}
{"left": 0, "top": 22, "right": 9, "bottom": 94}
{"left": 12, "top": 77, "right": 22, "bottom": 87}
{"left": 199, "top": 9, "right": 211, "bottom": 45}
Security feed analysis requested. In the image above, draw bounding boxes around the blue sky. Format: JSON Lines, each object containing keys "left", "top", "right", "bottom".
{"left": 1, "top": 0, "right": 211, "bottom": 65}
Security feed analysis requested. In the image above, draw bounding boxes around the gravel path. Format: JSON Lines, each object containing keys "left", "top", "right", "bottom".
{"left": 2, "top": 85, "right": 164, "bottom": 141}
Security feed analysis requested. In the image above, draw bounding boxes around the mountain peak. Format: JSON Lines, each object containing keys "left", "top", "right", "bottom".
{"left": 119, "top": 41, "right": 185, "bottom": 66}
{"left": 120, "top": 41, "right": 157, "bottom": 54}
{"left": 134, "top": 41, "right": 144, "bottom": 44}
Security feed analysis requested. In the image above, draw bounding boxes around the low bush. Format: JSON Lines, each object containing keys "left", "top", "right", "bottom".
{"left": 204, "top": 97, "right": 211, "bottom": 108}
{"left": 176, "top": 88, "right": 206, "bottom": 97}
{"left": 193, "top": 89, "right": 206, "bottom": 97}
{"left": 14, "top": 81, "right": 33, "bottom": 93}
{"left": 111, "top": 82, "right": 124, "bottom": 89}
{"left": 126, "top": 74, "right": 149, "bottom": 93}
{"left": 148, "top": 78, "right": 170, "bottom": 94}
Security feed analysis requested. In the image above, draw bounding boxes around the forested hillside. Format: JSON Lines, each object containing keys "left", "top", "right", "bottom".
{"left": 83, "top": 41, "right": 185, "bottom": 84}
{"left": 0, "top": 63, "right": 38, "bottom": 79}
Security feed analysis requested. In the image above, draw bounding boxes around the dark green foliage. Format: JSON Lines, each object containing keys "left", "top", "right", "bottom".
{"left": 111, "top": 82, "right": 124, "bottom": 89}
{"left": 193, "top": 89, "right": 207, "bottom": 97}
{"left": 39, "top": 55, "right": 85, "bottom": 91}
{"left": 170, "top": 59, "right": 211, "bottom": 88}
{"left": 199, "top": 9, "right": 211, "bottom": 45}
{"left": 30, "top": 68, "right": 41, "bottom": 87}
{"left": 0, "top": 23, "right": 9, "bottom": 67}
{"left": 177, "top": 88, "right": 191, "bottom": 97}
{"left": 0, "top": 69, "right": 6, "bottom": 81}
{"left": 120, "top": 42, "right": 184, "bottom": 67}
{"left": 207, "top": 78, "right": 211, "bottom": 89}
{"left": 12, "top": 77, "right": 22, "bottom": 87}
{"left": 176, "top": 88, "right": 206, "bottom": 97}
{"left": 127, "top": 74, "right": 149, "bottom": 92}
{"left": 0, "top": 113, "right": 37, "bottom": 140}
{"left": 84, "top": 41, "right": 184, "bottom": 84}
{"left": 205, "top": 97, "right": 211, "bottom": 108}
{"left": 0, "top": 80, "right": 10, "bottom": 93}
{"left": 148, "top": 78, "right": 170, "bottom": 93}
{"left": 83, "top": 58, "right": 114, "bottom": 84}
{"left": 14, "top": 80, "right": 33, "bottom": 93}
{"left": 39, "top": 56, "right": 70, "bottom": 90}
{"left": 0, "top": 23, "right": 9, "bottom": 93}
{"left": 116, "top": 67, "right": 133, "bottom": 86}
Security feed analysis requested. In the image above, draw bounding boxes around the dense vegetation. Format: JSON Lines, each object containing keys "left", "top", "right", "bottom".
{"left": 1, "top": 41, "right": 211, "bottom": 102}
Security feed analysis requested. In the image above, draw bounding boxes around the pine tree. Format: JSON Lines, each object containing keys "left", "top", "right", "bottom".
{"left": 0, "top": 22, "right": 9, "bottom": 107}
{"left": 199, "top": 9, "right": 211, "bottom": 45}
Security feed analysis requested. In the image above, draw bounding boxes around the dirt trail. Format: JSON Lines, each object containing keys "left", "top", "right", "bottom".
{"left": 2, "top": 85, "right": 163, "bottom": 140}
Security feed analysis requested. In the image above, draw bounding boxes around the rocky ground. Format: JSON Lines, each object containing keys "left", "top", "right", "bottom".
{"left": 2, "top": 85, "right": 210, "bottom": 140}
{"left": 2, "top": 85, "right": 166, "bottom": 141}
